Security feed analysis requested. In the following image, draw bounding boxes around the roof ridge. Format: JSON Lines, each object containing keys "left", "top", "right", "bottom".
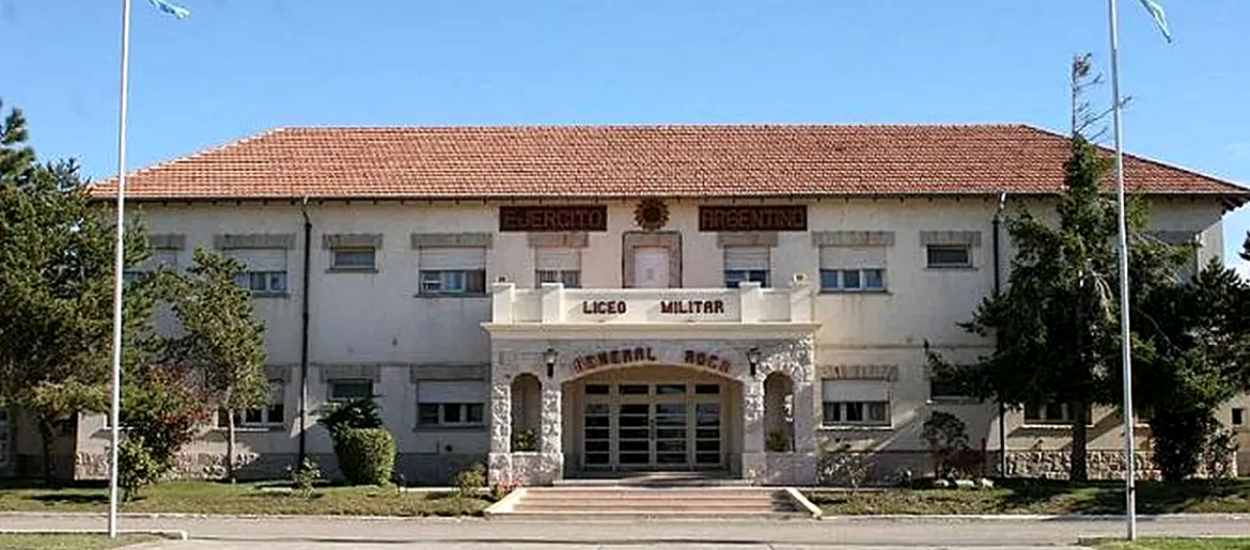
{"left": 282, "top": 122, "right": 1031, "bottom": 131}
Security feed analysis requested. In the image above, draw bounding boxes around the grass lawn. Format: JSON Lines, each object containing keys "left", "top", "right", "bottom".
{"left": 0, "top": 534, "right": 157, "bottom": 550}
{"left": 1085, "top": 537, "right": 1250, "bottom": 550}
{"left": 0, "top": 480, "right": 494, "bottom": 517}
{"left": 806, "top": 479, "right": 1250, "bottom": 516}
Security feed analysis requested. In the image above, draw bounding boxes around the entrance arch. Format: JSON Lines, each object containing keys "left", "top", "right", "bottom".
{"left": 562, "top": 363, "right": 743, "bottom": 475}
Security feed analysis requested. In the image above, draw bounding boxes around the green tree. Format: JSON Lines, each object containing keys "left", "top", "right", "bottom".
{"left": 928, "top": 55, "right": 1186, "bottom": 480}
{"left": 1135, "top": 259, "right": 1250, "bottom": 480}
{"left": 118, "top": 362, "right": 211, "bottom": 500}
{"left": 166, "top": 249, "right": 267, "bottom": 482}
{"left": 0, "top": 104, "right": 155, "bottom": 482}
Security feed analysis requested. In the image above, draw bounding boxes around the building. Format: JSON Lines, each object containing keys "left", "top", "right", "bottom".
{"left": 4, "top": 124, "right": 1248, "bottom": 484}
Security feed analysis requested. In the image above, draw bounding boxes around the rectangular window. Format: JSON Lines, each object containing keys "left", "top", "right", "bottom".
{"left": 124, "top": 249, "right": 180, "bottom": 283}
{"left": 1233, "top": 408, "right": 1244, "bottom": 426}
{"left": 926, "top": 244, "right": 972, "bottom": 268}
{"left": 535, "top": 248, "right": 582, "bottom": 288}
{"left": 821, "top": 379, "right": 890, "bottom": 427}
{"left": 218, "top": 381, "right": 285, "bottom": 428}
{"left": 328, "top": 379, "right": 373, "bottom": 403}
{"left": 1023, "top": 401, "right": 1091, "bottom": 425}
{"left": 723, "top": 246, "right": 771, "bottom": 288}
{"left": 418, "top": 247, "right": 487, "bottom": 296}
{"left": 228, "top": 248, "right": 289, "bottom": 294}
{"left": 417, "top": 380, "right": 487, "bottom": 427}
{"left": 819, "top": 246, "right": 887, "bottom": 292}
{"left": 929, "top": 370, "right": 973, "bottom": 402}
{"left": 331, "top": 248, "right": 377, "bottom": 271}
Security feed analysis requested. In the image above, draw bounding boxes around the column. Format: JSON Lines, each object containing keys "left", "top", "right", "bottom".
{"left": 536, "top": 378, "right": 565, "bottom": 484}
{"left": 741, "top": 374, "right": 766, "bottom": 483}
{"left": 487, "top": 371, "right": 513, "bottom": 486}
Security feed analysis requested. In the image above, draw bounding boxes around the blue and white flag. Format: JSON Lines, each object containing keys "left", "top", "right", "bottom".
{"left": 147, "top": 0, "right": 190, "bottom": 19}
{"left": 1136, "top": 0, "right": 1172, "bottom": 43}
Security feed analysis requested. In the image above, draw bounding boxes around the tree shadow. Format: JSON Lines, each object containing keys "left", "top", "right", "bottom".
{"left": 28, "top": 493, "right": 110, "bottom": 505}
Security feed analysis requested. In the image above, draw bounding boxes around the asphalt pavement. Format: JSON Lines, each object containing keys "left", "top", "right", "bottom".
{"left": 2, "top": 513, "right": 1248, "bottom": 549}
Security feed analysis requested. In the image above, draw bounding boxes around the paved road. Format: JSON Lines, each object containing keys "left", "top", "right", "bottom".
{"left": 3, "top": 514, "right": 1248, "bottom": 549}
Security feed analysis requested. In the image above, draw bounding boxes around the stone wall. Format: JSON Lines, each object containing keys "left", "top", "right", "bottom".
{"left": 74, "top": 451, "right": 487, "bottom": 485}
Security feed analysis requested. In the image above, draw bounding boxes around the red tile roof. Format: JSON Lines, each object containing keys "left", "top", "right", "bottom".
{"left": 88, "top": 124, "right": 1248, "bottom": 202}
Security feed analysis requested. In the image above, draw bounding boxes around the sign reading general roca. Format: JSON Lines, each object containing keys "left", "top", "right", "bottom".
{"left": 698, "top": 205, "right": 807, "bottom": 232}
{"left": 499, "top": 206, "right": 608, "bottom": 232}
{"left": 571, "top": 346, "right": 734, "bottom": 375}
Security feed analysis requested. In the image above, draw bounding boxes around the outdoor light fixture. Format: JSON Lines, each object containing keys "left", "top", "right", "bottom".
{"left": 747, "top": 347, "right": 761, "bottom": 377}
{"left": 544, "top": 348, "right": 557, "bottom": 378}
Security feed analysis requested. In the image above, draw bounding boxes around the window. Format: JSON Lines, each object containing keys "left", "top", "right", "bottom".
{"left": 821, "top": 379, "right": 890, "bottom": 427}
{"left": 926, "top": 244, "right": 972, "bottom": 268}
{"left": 328, "top": 379, "right": 373, "bottom": 403}
{"left": 1233, "top": 408, "right": 1244, "bottom": 426}
{"left": 535, "top": 248, "right": 581, "bottom": 288}
{"left": 723, "top": 246, "right": 770, "bottom": 288}
{"left": 929, "top": 371, "right": 973, "bottom": 403}
{"left": 228, "top": 249, "right": 289, "bottom": 294}
{"left": 217, "top": 382, "right": 285, "bottom": 428}
{"left": 418, "top": 247, "right": 487, "bottom": 295}
{"left": 1023, "top": 401, "right": 1091, "bottom": 425}
{"left": 819, "top": 246, "right": 886, "bottom": 292}
{"left": 123, "top": 249, "right": 179, "bottom": 283}
{"left": 417, "top": 380, "right": 486, "bottom": 427}
{"left": 331, "top": 248, "right": 377, "bottom": 271}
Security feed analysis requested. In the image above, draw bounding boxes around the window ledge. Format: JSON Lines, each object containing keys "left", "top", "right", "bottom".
{"left": 927, "top": 398, "right": 983, "bottom": 406}
{"left": 327, "top": 267, "right": 378, "bottom": 274}
{"left": 414, "top": 425, "right": 487, "bottom": 432}
{"left": 251, "top": 291, "right": 290, "bottom": 299}
{"left": 1019, "top": 423, "right": 1096, "bottom": 430}
{"left": 818, "top": 289, "right": 891, "bottom": 295}
{"left": 212, "top": 426, "right": 285, "bottom": 433}
{"left": 819, "top": 424, "right": 894, "bottom": 432}
{"left": 414, "top": 293, "right": 489, "bottom": 299}
{"left": 925, "top": 266, "right": 977, "bottom": 271}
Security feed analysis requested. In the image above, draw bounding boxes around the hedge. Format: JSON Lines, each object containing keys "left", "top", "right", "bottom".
{"left": 333, "top": 427, "right": 397, "bottom": 486}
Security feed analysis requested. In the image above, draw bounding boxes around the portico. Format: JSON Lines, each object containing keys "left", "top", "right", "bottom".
{"left": 482, "top": 281, "right": 821, "bottom": 486}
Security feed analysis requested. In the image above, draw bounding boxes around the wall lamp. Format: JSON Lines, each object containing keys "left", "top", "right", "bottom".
{"left": 747, "top": 347, "right": 761, "bottom": 378}
{"left": 544, "top": 347, "right": 557, "bottom": 378}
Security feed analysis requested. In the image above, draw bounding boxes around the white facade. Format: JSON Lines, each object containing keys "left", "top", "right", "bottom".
{"left": 28, "top": 194, "right": 1239, "bottom": 484}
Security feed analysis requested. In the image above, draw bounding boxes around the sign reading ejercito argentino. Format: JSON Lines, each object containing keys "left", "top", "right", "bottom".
{"left": 698, "top": 205, "right": 807, "bottom": 232}
{"left": 498, "top": 206, "right": 608, "bottom": 232}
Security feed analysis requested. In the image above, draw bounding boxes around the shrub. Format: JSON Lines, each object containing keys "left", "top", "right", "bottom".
{"left": 511, "top": 428, "right": 537, "bottom": 452}
{"left": 922, "top": 411, "right": 978, "bottom": 478}
{"left": 318, "top": 398, "right": 383, "bottom": 440}
{"left": 766, "top": 429, "right": 790, "bottom": 452}
{"left": 334, "top": 428, "right": 396, "bottom": 486}
{"left": 118, "top": 436, "right": 163, "bottom": 502}
{"left": 291, "top": 457, "right": 322, "bottom": 496}
{"left": 816, "top": 440, "right": 874, "bottom": 493}
{"left": 489, "top": 479, "right": 520, "bottom": 501}
{"left": 454, "top": 463, "right": 486, "bottom": 498}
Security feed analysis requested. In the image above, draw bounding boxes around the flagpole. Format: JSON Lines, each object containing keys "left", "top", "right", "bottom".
{"left": 1107, "top": 0, "right": 1138, "bottom": 541}
{"left": 108, "top": 0, "right": 133, "bottom": 539}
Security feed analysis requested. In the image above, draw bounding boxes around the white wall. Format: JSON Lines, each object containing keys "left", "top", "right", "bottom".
{"left": 68, "top": 195, "right": 1236, "bottom": 475}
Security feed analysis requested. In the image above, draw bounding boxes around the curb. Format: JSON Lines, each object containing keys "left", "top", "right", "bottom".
{"left": 0, "top": 528, "right": 189, "bottom": 540}
{"left": 0, "top": 511, "right": 481, "bottom": 521}
{"left": 784, "top": 488, "right": 823, "bottom": 519}
{"left": 819, "top": 513, "right": 1250, "bottom": 522}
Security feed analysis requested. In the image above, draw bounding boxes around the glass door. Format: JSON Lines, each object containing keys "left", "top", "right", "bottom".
{"left": 693, "top": 383, "right": 723, "bottom": 468}
{"left": 653, "top": 384, "right": 689, "bottom": 467}
{"left": 616, "top": 384, "right": 652, "bottom": 468}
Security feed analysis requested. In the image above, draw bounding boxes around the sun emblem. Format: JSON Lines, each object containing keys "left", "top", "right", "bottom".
{"left": 633, "top": 198, "right": 669, "bottom": 231}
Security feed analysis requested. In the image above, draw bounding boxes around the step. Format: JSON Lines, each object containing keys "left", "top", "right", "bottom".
{"left": 485, "top": 487, "right": 819, "bottom": 519}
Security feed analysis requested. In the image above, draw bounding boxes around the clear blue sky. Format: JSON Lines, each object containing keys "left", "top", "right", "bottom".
{"left": 4, "top": 0, "right": 1249, "bottom": 269}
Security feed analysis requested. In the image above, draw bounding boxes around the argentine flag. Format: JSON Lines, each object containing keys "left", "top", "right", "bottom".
{"left": 1136, "top": 0, "right": 1171, "bottom": 43}
{"left": 147, "top": 0, "right": 190, "bottom": 19}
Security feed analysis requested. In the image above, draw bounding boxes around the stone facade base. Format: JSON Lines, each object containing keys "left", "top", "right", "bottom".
{"left": 1003, "top": 451, "right": 1160, "bottom": 480}
{"left": 759, "top": 452, "right": 818, "bottom": 485}
{"left": 489, "top": 452, "right": 563, "bottom": 486}
{"left": 72, "top": 452, "right": 489, "bottom": 486}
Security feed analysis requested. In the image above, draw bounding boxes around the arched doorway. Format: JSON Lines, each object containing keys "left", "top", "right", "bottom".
{"left": 562, "top": 364, "right": 741, "bottom": 474}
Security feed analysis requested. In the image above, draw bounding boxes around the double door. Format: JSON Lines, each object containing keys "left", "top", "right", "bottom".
{"left": 582, "top": 382, "right": 723, "bottom": 470}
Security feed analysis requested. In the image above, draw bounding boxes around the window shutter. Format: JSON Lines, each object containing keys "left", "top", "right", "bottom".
{"left": 418, "top": 380, "right": 487, "bottom": 403}
{"left": 723, "top": 247, "right": 770, "bottom": 271}
{"left": 822, "top": 379, "right": 889, "bottom": 402}
{"left": 819, "top": 246, "right": 885, "bottom": 270}
{"left": 420, "top": 247, "right": 486, "bottom": 270}
{"left": 228, "top": 249, "right": 287, "bottom": 271}
{"left": 535, "top": 248, "right": 580, "bottom": 271}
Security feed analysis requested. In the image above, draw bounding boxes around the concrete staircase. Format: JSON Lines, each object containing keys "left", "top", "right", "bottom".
{"left": 485, "top": 486, "right": 820, "bottom": 519}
